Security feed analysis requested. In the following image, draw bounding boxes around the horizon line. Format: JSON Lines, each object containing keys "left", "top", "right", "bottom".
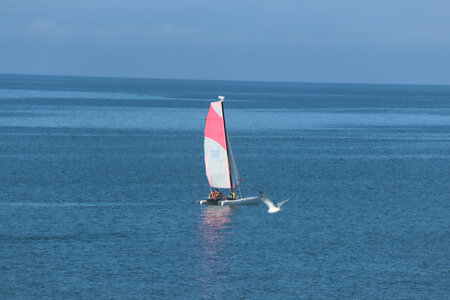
{"left": 1, "top": 72, "right": 449, "bottom": 88}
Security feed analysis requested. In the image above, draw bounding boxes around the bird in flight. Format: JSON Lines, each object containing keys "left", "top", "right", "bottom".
{"left": 260, "top": 192, "right": 290, "bottom": 213}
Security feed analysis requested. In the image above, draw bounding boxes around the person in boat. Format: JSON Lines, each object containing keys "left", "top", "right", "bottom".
{"left": 226, "top": 190, "right": 236, "bottom": 200}
{"left": 208, "top": 190, "right": 214, "bottom": 199}
{"left": 213, "top": 189, "right": 224, "bottom": 199}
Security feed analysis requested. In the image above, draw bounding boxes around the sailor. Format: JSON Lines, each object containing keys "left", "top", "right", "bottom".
{"left": 226, "top": 190, "right": 236, "bottom": 200}
{"left": 208, "top": 190, "right": 214, "bottom": 199}
{"left": 214, "top": 189, "right": 224, "bottom": 199}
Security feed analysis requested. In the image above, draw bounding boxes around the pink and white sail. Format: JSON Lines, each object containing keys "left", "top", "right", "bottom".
{"left": 204, "top": 99, "right": 232, "bottom": 189}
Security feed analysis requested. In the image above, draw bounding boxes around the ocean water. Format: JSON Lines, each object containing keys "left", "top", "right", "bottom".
{"left": 0, "top": 74, "right": 449, "bottom": 299}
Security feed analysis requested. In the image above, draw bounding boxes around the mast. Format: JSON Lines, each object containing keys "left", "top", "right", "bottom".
{"left": 219, "top": 96, "right": 234, "bottom": 191}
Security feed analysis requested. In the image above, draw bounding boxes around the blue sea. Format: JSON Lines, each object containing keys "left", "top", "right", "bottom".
{"left": 0, "top": 74, "right": 449, "bottom": 299}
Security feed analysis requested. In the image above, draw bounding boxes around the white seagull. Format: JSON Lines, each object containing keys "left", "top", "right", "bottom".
{"left": 260, "top": 192, "right": 290, "bottom": 213}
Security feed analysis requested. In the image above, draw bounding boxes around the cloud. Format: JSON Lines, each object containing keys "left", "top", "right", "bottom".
{"left": 24, "top": 18, "right": 68, "bottom": 38}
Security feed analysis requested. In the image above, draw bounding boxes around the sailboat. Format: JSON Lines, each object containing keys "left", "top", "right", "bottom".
{"left": 198, "top": 96, "right": 258, "bottom": 206}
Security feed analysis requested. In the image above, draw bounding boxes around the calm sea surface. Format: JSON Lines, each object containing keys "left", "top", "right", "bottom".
{"left": 0, "top": 74, "right": 449, "bottom": 299}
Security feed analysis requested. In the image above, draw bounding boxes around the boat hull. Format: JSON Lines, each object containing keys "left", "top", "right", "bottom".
{"left": 198, "top": 197, "right": 259, "bottom": 206}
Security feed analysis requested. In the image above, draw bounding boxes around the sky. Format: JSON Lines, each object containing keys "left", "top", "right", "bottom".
{"left": 1, "top": 0, "right": 450, "bottom": 84}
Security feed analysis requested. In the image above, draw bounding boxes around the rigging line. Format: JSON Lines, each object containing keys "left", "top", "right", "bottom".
{"left": 241, "top": 181, "right": 260, "bottom": 197}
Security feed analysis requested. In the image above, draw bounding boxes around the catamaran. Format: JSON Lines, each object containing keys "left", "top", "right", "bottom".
{"left": 198, "top": 96, "right": 258, "bottom": 206}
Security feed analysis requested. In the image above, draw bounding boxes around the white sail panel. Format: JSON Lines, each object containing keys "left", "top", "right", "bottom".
{"left": 204, "top": 138, "right": 231, "bottom": 188}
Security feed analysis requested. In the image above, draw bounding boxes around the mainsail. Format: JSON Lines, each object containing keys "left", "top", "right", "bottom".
{"left": 204, "top": 98, "right": 239, "bottom": 189}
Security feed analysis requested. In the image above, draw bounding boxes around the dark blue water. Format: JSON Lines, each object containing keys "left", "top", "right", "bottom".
{"left": 0, "top": 74, "right": 449, "bottom": 298}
